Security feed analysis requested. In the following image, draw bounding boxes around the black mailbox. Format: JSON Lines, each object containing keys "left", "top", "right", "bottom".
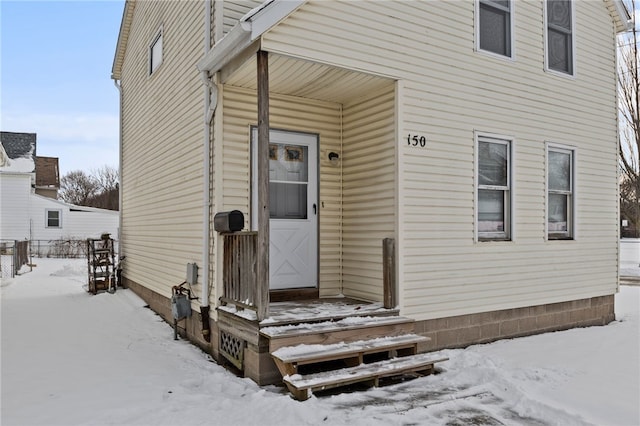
{"left": 214, "top": 210, "right": 244, "bottom": 233}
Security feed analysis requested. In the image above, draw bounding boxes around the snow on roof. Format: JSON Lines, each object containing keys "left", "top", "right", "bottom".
{"left": 0, "top": 131, "right": 36, "bottom": 173}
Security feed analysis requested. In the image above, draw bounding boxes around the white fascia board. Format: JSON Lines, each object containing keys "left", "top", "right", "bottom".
{"left": 197, "top": 24, "right": 252, "bottom": 73}
{"left": 614, "top": 0, "right": 633, "bottom": 31}
{"left": 245, "top": 0, "right": 305, "bottom": 39}
{"left": 197, "top": 0, "right": 306, "bottom": 73}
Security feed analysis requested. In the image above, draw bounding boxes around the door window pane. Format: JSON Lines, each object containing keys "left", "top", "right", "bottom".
{"left": 269, "top": 144, "right": 308, "bottom": 219}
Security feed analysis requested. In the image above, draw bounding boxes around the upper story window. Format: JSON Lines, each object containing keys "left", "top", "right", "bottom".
{"left": 547, "top": 145, "right": 574, "bottom": 239}
{"left": 477, "top": 135, "right": 512, "bottom": 241}
{"left": 46, "top": 209, "right": 62, "bottom": 228}
{"left": 546, "top": 0, "right": 574, "bottom": 75}
{"left": 477, "top": 0, "right": 513, "bottom": 58}
{"left": 149, "top": 28, "right": 163, "bottom": 75}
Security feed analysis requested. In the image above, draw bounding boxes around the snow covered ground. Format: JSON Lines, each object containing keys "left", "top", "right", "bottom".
{"left": 1, "top": 258, "right": 639, "bottom": 426}
{"left": 620, "top": 239, "right": 640, "bottom": 278}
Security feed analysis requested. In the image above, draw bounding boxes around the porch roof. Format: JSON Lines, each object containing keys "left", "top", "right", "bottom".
{"left": 197, "top": 0, "right": 306, "bottom": 75}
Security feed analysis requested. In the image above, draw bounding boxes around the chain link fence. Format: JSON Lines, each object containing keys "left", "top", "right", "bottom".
{"left": 0, "top": 240, "right": 31, "bottom": 279}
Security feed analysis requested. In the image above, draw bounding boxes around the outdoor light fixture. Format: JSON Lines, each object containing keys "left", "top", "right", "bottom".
{"left": 328, "top": 151, "right": 340, "bottom": 165}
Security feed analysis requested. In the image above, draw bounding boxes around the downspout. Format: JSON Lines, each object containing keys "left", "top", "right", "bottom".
{"left": 200, "top": 0, "right": 213, "bottom": 342}
{"left": 114, "top": 79, "right": 123, "bottom": 260}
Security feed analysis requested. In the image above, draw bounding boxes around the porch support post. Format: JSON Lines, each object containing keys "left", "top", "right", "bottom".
{"left": 383, "top": 238, "right": 397, "bottom": 309}
{"left": 256, "top": 50, "right": 270, "bottom": 321}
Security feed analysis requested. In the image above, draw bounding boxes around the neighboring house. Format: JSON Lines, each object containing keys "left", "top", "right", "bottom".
{"left": 0, "top": 132, "right": 118, "bottom": 248}
{"left": 112, "top": 0, "right": 631, "bottom": 388}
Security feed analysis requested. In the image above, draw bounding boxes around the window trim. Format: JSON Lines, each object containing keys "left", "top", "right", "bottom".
{"left": 475, "top": 0, "right": 516, "bottom": 61}
{"left": 149, "top": 26, "right": 163, "bottom": 75}
{"left": 546, "top": 143, "right": 576, "bottom": 240}
{"left": 475, "top": 132, "right": 515, "bottom": 242}
{"left": 544, "top": 0, "right": 576, "bottom": 77}
{"left": 46, "top": 209, "right": 62, "bottom": 229}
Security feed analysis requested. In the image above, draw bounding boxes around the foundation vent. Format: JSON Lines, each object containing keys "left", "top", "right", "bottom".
{"left": 220, "top": 329, "right": 245, "bottom": 370}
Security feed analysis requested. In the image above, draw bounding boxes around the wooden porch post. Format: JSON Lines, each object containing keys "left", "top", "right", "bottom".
{"left": 256, "top": 50, "right": 270, "bottom": 321}
{"left": 383, "top": 238, "right": 396, "bottom": 309}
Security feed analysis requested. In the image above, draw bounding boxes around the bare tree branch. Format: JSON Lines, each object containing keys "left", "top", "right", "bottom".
{"left": 618, "top": 0, "right": 640, "bottom": 237}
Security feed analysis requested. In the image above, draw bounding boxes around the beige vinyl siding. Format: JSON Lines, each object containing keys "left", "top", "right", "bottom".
{"left": 341, "top": 84, "right": 396, "bottom": 302}
{"left": 222, "top": 0, "right": 264, "bottom": 35}
{"left": 222, "top": 86, "right": 343, "bottom": 296}
{"left": 120, "top": 0, "right": 205, "bottom": 299}
{"left": 262, "top": 0, "right": 618, "bottom": 320}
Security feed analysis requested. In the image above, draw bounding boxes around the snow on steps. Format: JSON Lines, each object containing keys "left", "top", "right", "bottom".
{"left": 270, "top": 333, "right": 448, "bottom": 401}
{"left": 272, "top": 334, "right": 430, "bottom": 367}
{"left": 283, "top": 352, "right": 449, "bottom": 401}
{"left": 261, "top": 315, "right": 417, "bottom": 352}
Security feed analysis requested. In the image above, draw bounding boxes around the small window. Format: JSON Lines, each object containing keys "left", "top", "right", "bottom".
{"left": 477, "top": 0, "right": 512, "bottom": 58}
{"left": 548, "top": 146, "right": 574, "bottom": 239}
{"left": 149, "top": 28, "right": 163, "bottom": 75}
{"left": 477, "top": 136, "right": 512, "bottom": 241}
{"left": 546, "top": 0, "right": 574, "bottom": 75}
{"left": 46, "top": 209, "right": 61, "bottom": 228}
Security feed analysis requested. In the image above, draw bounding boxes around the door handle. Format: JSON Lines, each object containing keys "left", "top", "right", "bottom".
{"left": 313, "top": 204, "right": 317, "bottom": 215}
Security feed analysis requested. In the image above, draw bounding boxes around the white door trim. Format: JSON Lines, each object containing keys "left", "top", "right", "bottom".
{"left": 251, "top": 128, "right": 319, "bottom": 289}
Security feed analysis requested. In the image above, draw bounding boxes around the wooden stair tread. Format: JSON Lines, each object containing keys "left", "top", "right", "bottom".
{"left": 284, "top": 353, "right": 448, "bottom": 399}
{"left": 261, "top": 315, "right": 414, "bottom": 339}
{"left": 272, "top": 334, "right": 429, "bottom": 364}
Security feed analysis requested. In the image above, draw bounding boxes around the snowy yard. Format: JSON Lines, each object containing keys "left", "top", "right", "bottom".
{"left": 620, "top": 239, "right": 640, "bottom": 278}
{"left": 1, "top": 258, "right": 639, "bottom": 426}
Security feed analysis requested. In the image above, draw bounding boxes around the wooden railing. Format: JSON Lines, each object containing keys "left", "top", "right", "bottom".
{"left": 221, "top": 232, "right": 268, "bottom": 320}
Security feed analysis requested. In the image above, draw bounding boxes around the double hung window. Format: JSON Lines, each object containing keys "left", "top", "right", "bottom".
{"left": 46, "top": 209, "right": 61, "bottom": 228}
{"left": 149, "top": 28, "right": 163, "bottom": 75}
{"left": 546, "top": 0, "right": 574, "bottom": 75}
{"left": 478, "top": 0, "right": 512, "bottom": 58}
{"left": 547, "top": 146, "right": 574, "bottom": 239}
{"left": 477, "top": 136, "right": 512, "bottom": 241}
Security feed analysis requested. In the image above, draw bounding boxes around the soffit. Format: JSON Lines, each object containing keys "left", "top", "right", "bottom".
{"left": 224, "top": 54, "right": 393, "bottom": 104}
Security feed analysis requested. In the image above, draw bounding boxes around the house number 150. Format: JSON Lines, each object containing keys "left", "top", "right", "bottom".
{"left": 407, "top": 134, "right": 427, "bottom": 147}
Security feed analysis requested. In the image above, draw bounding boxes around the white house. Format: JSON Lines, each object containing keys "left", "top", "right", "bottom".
{"left": 112, "top": 0, "right": 631, "bottom": 390}
{"left": 0, "top": 132, "right": 119, "bottom": 250}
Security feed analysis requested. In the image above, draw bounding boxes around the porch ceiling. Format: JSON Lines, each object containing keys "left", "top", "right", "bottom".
{"left": 223, "top": 54, "right": 394, "bottom": 104}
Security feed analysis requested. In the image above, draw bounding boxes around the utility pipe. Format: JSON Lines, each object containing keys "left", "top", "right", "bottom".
{"left": 114, "top": 79, "right": 123, "bottom": 266}
{"left": 200, "top": 0, "right": 213, "bottom": 342}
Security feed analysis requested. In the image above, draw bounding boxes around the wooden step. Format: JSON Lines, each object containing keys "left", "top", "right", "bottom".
{"left": 261, "top": 315, "right": 416, "bottom": 352}
{"left": 283, "top": 353, "right": 449, "bottom": 401}
{"left": 272, "top": 334, "right": 429, "bottom": 377}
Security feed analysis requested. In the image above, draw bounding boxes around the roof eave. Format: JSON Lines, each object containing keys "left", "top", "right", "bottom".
{"left": 111, "top": 0, "right": 136, "bottom": 80}
{"left": 197, "top": 0, "right": 306, "bottom": 73}
{"left": 613, "top": 0, "right": 633, "bottom": 32}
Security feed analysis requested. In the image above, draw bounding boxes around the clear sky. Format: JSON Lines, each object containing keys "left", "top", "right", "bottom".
{"left": 1, "top": 0, "right": 125, "bottom": 176}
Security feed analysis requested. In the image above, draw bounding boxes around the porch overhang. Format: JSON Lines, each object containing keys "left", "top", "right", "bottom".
{"left": 197, "top": 0, "right": 306, "bottom": 75}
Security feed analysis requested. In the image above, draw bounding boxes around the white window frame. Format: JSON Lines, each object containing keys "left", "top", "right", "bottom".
{"left": 546, "top": 143, "right": 576, "bottom": 240}
{"left": 544, "top": 0, "right": 576, "bottom": 77}
{"left": 149, "top": 27, "right": 163, "bottom": 75}
{"left": 46, "top": 209, "right": 62, "bottom": 228}
{"left": 475, "top": 0, "right": 515, "bottom": 60}
{"left": 475, "top": 133, "right": 514, "bottom": 242}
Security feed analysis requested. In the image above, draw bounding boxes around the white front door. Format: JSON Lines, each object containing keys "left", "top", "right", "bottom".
{"left": 252, "top": 129, "right": 318, "bottom": 290}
